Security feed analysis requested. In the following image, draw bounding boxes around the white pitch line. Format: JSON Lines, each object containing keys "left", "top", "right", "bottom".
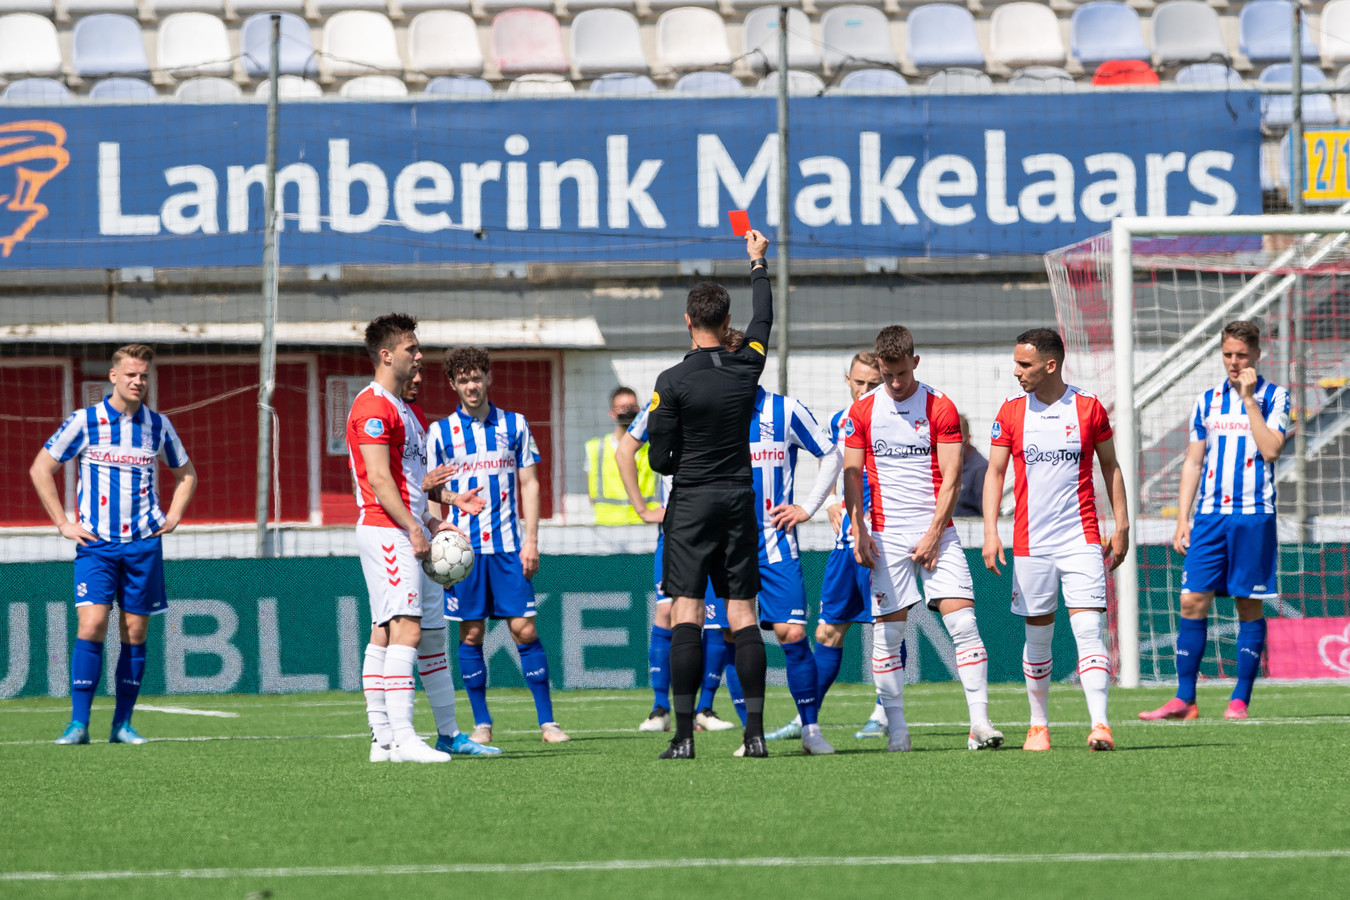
{"left": 3, "top": 849, "right": 1348, "bottom": 883}
{"left": 133, "top": 705, "right": 239, "bottom": 718}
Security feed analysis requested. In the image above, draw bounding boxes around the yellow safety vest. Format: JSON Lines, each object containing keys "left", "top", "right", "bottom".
{"left": 586, "top": 433, "right": 657, "bottom": 525}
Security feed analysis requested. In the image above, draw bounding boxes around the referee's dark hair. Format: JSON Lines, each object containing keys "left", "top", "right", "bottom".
{"left": 687, "top": 282, "right": 731, "bottom": 329}
{"left": 364, "top": 313, "right": 418, "bottom": 364}
{"left": 1015, "top": 327, "right": 1066, "bottom": 363}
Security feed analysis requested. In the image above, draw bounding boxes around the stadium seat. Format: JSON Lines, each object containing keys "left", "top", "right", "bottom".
{"left": 990, "top": 3, "right": 1066, "bottom": 68}
{"left": 571, "top": 9, "right": 648, "bottom": 77}
{"left": 742, "top": 7, "right": 820, "bottom": 73}
{"left": 241, "top": 13, "right": 318, "bottom": 78}
{"left": 1337, "top": 66, "right": 1350, "bottom": 123}
{"left": 157, "top": 12, "right": 233, "bottom": 77}
{"left": 588, "top": 72, "right": 659, "bottom": 94}
{"left": 0, "top": 13, "right": 63, "bottom": 78}
{"left": 925, "top": 66, "right": 993, "bottom": 93}
{"left": 425, "top": 75, "right": 494, "bottom": 96}
{"left": 672, "top": 70, "right": 743, "bottom": 94}
{"left": 481, "top": 0, "right": 553, "bottom": 13}
{"left": 648, "top": 0, "right": 715, "bottom": 10}
{"left": 231, "top": 0, "right": 305, "bottom": 13}
{"left": 506, "top": 73, "right": 576, "bottom": 95}
{"left": 1319, "top": 0, "right": 1350, "bottom": 64}
{"left": 88, "top": 77, "right": 158, "bottom": 99}
{"left": 835, "top": 67, "right": 908, "bottom": 93}
{"left": 174, "top": 76, "right": 244, "bottom": 100}
{"left": 1174, "top": 63, "right": 1244, "bottom": 88}
{"left": 154, "top": 0, "right": 226, "bottom": 14}
{"left": 408, "top": 11, "right": 484, "bottom": 76}
{"left": 3, "top": 77, "right": 72, "bottom": 101}
{"left": 905, "top": 5, "right": 984, "bottom": 70}
{"left": 1009, "top": 66, "right": 1076, "bottom": 91}
{"left": 63, "top": 0, "right": 137, "bottom": 15}
{"left": 339, "top": 74, "right": 409, "bottom": 97}
{"left": 254, "top": 75, "right": 323, "bottom": 98}
{"left": 323, "top": 10, "right": 403, "bottom": 77}
{"left": 758, "top": 70, "right": 825, "bottom": 95}
{"left": 730, "top": 0, "right": 802, "bottom": 8}
{"left": 820, "top": 7, "right": 898, "bottom": 71}
{"left": 1260, "top": 63, "right": 1336, "bottom": 127}
{"left": 813, "top": 0, "right": 879, "bottom": 7}
{"left": 1092, "top": 59, "right": 1159, "bottom": 86}
{"left": 1239, "top": 0, "right": 1318, "bottom": 64}
{"left": 1151, "top": 1, "right": 1229, "bottom": 67}
{"left": 314, "top": 0, "right": 387, "bottom": 14}
{"left": 72, "top": 14, "right": 150, "bottom": 77}
{"left": 492, "top": 9, "right": 568, "bottom": 77}
{"left": 1071, "top": 2, "right": 1149, "bottom": 66}
{"left": 656, "top": 8, "right": 734, "bottom": 72}
{"left": 564, "top": 0, "right": 636, "bottom": 10}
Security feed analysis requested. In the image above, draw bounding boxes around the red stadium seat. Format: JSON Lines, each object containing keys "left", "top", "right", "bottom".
{"left": 1092, "top": 59, "right": 1160, "bottom": 86}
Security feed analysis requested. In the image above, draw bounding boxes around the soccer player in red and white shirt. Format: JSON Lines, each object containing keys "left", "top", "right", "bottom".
{"left": 348, "top": 313, "right": 466, "bottom": 764}
{"left": 844, "top": 326, "right": 1004, "bottom": 753}
{"left": 982, "top": 328, "right": 1130, "bottom": 753}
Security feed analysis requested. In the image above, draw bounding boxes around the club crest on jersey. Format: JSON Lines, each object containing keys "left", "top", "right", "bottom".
{"left": 495, "top": 432, "right": 510, "bottom": 451}
{"left": 76, "top": 582, "right": 87, "bottom": 598}
{"left": 1065, "top": 423, "right": 1078, "bottom": 437}
{"left": 759, "top": 422, "right": 775, "bottom": 441}
{"left": 364, "top": 419, "right": 384, "bottom": 438}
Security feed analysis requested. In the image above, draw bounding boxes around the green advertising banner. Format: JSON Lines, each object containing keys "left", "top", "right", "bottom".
{"left": 0, "top": 551, "right": 1083, "bottom": 699}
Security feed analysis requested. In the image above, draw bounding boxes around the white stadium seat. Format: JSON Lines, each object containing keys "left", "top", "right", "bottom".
{"left": 175, "top": 76, "right": 244, "bottom": 101}
{"left": 1150, "top": 1, "right": 1229, "bottom": 67}
{"left": 323, "top": 10, "right": 403, "bottom": 77}
{"left": 492, "top": 9, "right": 568, "bottom": 77}
{"left": 254, "top": 75, "right": 324, "bottom": 98}
{"left": 742, "top": 7, "right": 820, "bottom": 73}
{"left": 820, "top": 6, "right": 898, "bottom": 71}
{"left": 0, "top": 13, "right": 63, "bottom": 78}
{"left": 757, "top": 70, "right": 824, "bottom": 95}
{"left": 571, "top": 9, "right": 649, "bottom": 77}
{"left": 339, "top": 74, "right": 409, "bottom": 98}
{"left": 656, "top": 8, "right": 733, "bottom": 72}
{"left": 157, "top": 12, "right": 234, "bottom": 77}
{"left": 408, "top": 11, "right": 484, "bottom": 76}
{"left": 926, "top": 66, "right": 993, "bottom": 93}
{"left": 1320, "top": 0, "right": 1350, "bottom": 65}
{"left": 506, "top": 73, "right": 576, "bottom": 95}
{"left": 990, "top": 3, "right": 1067, "bottom": 68}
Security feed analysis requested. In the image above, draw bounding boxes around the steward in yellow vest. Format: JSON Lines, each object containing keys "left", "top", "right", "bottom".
{"left": 587, "top": 387, "right": 658, "bottom": 525}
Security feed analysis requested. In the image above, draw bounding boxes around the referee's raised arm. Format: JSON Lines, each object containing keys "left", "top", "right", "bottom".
{"left": 742, "top": 229, "right": 772, "bottom": 361}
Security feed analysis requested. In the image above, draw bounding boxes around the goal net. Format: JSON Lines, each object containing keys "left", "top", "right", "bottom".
{"left": 1047, "top": 215, "right": 1350, "bottom": 686}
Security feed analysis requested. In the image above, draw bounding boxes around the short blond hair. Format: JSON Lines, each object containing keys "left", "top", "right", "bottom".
{"left": 111, "top": 344, "right": 154, "bottom": 368}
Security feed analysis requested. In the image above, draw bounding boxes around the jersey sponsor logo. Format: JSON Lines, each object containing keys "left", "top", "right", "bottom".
{"left": 872, "top": 439, "right": 931, "bottom": 458}
{"left": 991, "top": 421, "right": 1001, "bottom": 439}
{"left": 456, "top": 456, "right": 516, "bottom": 475}
{"left": 1023, "top": 444, "right": 1083, "bottom": 465}
{"left": 364, "top": 418, "right": 385, "bottom": 438}
{"left": 0, "top": 121, "right": 70, "bottom": 257}
{"left": 749, "top": 341, "right": 765, "bottom": 356}
{"left": 750, "top": 446, "right": 786, "bottom": 463}
{"left": 1208, "top": 418, "right": 1252, "bottom": 433}
{"left": 85, "top": 448, "right": 156, "bottom": 466}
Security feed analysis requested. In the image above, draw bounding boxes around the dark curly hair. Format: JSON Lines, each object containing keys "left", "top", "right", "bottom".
{"left": 443, "top": 345, "right": 491, "bottom": 381}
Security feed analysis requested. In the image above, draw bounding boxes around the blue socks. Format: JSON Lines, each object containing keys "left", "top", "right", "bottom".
{"left": 697, "top": 628, "right": 727, "bottom": 711}
{"left": 457, "top": 642, "right": 491, "bottom": 726}
{"left": 814, "top": 643, "right": 844, "bottom": 712}
{"left": 1233, "top": 618, "right": 1267, "bottom": 705}
{"left": 781, "top": 638, "right": 820, "bottom": 726}
{"left": 517, "top": 640, "right": 555, "bottom": 726}
{"left": 723, "top": 636, "right": 746, "bottom": 725}
{"left": 649, "top": 625, "right": 672, "bottom": 712}
{"left": 112, "top": 642, "right": 147, "bottom": 728}
{"left": 1175, "top": 616, "right": 1208, "bottom": 704}
{"left": 70, "top": 638, "right": 104, "bottom": 726}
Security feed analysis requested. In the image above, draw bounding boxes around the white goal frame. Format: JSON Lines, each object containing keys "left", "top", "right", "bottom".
{"left": 1111, "top": 214, "right": 1350, "bottom": 687}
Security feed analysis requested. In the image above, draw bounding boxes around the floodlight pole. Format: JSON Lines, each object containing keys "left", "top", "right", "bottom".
{"left": 775, "top": 5, "right": 790, "bottom": 396}
{"left": 255, "top": 14, "right": 281, "bottom": 558}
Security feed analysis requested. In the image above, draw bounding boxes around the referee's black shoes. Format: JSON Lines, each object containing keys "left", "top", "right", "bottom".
{"left": 658, "top": 736, "right": 695, "bottom": 759}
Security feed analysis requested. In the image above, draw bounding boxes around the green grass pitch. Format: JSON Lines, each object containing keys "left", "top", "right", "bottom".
{"left": 2, "top": 682, "right": 1348, "bottom": 898}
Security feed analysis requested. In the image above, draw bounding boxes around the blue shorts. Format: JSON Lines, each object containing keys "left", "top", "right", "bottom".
{"left": 655, "top": 532, "right": 727, "bottom": 628}
{"left": 73, "top": 538, "right": 167, "bottom": 616}
{"left": 1182, "top": 513, "right": 1279, "bottom": 600}
{"left": 819, "top": 544, "right": 873, "bottom": 625}
{"left": 445, "top": 551, "right": 537, "bottom": 621}
{"left": 757, "top": 554, "right": 808, "bottom": 628}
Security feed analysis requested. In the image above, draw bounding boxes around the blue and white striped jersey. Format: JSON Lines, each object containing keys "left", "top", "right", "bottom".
{"left": 751, "top": 388, "right": 835, "bottom": 563}
{"left": 1189, "top": 376, "right": 1290, "bottom": 516}
{"left": 829, "top": 408, "right": 870, "bottom": 551}
{"left": 427, "top": 404, "right": 540, "bottom": 555}
{"left": 626, "top": 403, "right": 671, "bottom": 507}
{"left": 44, "top": 397, "right": 189, "bottom": 542}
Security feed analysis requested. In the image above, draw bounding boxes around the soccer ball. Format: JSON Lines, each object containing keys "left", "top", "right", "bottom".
{"left": 422, "top": 530, "right": 474, "bottom": 587}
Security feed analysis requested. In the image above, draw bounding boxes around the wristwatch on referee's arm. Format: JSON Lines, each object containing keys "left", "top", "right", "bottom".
{"left": 750, "top": 257, "right": 767, "bottom": 272}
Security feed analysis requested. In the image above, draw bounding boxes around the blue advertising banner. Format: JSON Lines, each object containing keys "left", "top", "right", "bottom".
{"left": 0, "top": 92, "right": 1262, "bottom": 269}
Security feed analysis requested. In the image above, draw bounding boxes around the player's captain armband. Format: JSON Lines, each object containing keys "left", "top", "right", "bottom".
{"left": 364, "top": 419, "right": 385, "bottom": 438}
{"left": 749, "top": 341, "right": 765, "bottom": 356}
{"left": 650, "top": 391, "right": 661, "bottom": 410}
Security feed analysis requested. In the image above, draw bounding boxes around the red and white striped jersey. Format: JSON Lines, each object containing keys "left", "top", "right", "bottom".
{"left": 991, "top": 386, "right": 1112, "bottom": 556}
{"left": 346, "top": 382, "right": 428, "bottom": 530}
{"left": 844, "top": 383, "right": 962, "bottom": 534}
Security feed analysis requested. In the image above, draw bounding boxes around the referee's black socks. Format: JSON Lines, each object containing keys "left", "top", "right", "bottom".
{"left": 733, "top": 626, "right": 767, "bottom": 738}
{"left": 670, "top": 623, "right": 703, "bottom": 741}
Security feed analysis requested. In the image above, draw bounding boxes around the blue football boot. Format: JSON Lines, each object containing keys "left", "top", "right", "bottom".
{"left": 56, "top": 721, "right": 89, "bottom": 745}
{"left": 436, "top": 732, "right": 502, "bottom": 756}
{"left": 109, "top": 723, "right": 148, "bottom": 744}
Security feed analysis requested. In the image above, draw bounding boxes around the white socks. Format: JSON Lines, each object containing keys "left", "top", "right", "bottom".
{"left": 872, "top": 621, "right": 909, "bottom": 742}
{"left": 1023, "top": 623, "right": 1054, "bottom": 727}
{"left": 1071, "top": 611, "right": 1110, "bottom": 726}
{"left": 363, "top": 644, "right": 392, "bottom": 748}
{"left": 942, "top": 607, "right": 990, "bottom": 728}
{"left": 417, "top": 628, "right": 459, "bottom": 739}
{"left": 384, "top": 643, "right": 419, "bottom": 748}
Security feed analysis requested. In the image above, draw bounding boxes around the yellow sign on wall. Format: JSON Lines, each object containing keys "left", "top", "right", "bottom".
{"left": 1304, "top": 131, "right": 1350, "bottom": 202}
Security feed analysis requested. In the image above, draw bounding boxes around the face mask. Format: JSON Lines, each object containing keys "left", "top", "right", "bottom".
{"left": 615, "top": 409, "right": 638, "bottom": 427}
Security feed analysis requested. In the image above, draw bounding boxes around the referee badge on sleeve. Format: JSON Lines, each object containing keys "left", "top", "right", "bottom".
{"left": 650, "top": 391, "right": 661, "bottom": 410}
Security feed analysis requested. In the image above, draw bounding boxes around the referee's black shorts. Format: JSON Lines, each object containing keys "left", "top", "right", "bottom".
{"left": 661, "top": 485, "right": 760, "bottom": 601}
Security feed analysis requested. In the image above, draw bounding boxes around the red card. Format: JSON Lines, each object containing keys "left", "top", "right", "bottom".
{"left": 728, "top": 210, "right": 751, "bottom": 236}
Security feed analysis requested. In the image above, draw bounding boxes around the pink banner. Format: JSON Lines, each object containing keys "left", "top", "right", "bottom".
{"left": 1266, "top": 617, "right": 1350, "bottom": 679}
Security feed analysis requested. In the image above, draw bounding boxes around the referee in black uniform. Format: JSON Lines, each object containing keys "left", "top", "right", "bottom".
{"left": 647, "top": 229, "right": 773, "bottom": 759}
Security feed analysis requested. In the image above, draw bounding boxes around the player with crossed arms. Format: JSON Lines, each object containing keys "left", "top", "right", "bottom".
{"left": 982, "top": 327, "right": 1130, "bottom": 752}
{"left": 843, "top": 326, "right": 1004, "bottom": 753}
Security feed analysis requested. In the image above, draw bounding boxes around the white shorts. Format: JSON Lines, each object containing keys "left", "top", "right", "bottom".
{"left": 1010, "top": 548, "right": 1108, "bottom": 618}
{"left": 356, "top": 524, "right": 444, "bottom": 629}
{"left": 870, "top": 526, "right": 974, "bottom": 618}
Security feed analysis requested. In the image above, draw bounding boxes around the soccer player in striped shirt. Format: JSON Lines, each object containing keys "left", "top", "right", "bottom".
{"left": 844, "top": 326, "right": 1004, "bottom": 753}
{"left": 428, "top": 346, "right": 569, "bottom": 744}
{"left": 1140, "top": 320, "right": 1288, "bottom": 722}
{"left": 983, "top": 327, "right": 1130, "bottom": 752}
{"left": 30, "top": 344, "right": 198, "bottom": 746}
